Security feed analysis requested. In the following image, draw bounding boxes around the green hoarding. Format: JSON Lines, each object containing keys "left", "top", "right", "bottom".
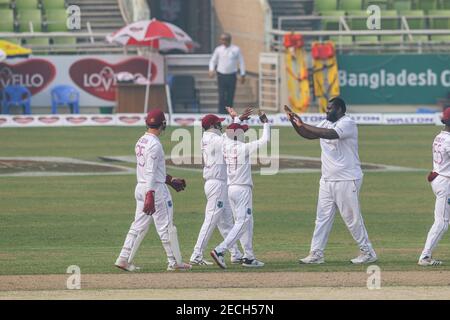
{"left": 337, "top": 54, "right": 450, "bottom": 104}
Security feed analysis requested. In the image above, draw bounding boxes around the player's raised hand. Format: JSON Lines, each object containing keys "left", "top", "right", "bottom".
{"left": 293, "top": 116, "right": 304, "bottom": 127}
{"left": 284, "top": 105, "right": 297, "bottom": 121}
{"left": 226, "top": 106, "right": 238, "bottom": 119}
{"left": 239, "top": 107, "right": 254, "bottom": 121}
{"left": 258, "top": 110, "right": 269, "bottom": 123}
{"left": 284, "top": 105, "right": 302, "bottom": 123}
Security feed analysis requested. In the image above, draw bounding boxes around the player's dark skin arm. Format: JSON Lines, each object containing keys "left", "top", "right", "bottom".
{"left": 297, "top": 122, "right": 339, "bottom": 140}
{"left": 289, "top": 118, "right": 319, "bottom": 140}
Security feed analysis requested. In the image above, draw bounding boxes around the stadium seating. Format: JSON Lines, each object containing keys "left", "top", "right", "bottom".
{"left": 0, "top": 0, "right": 10, "bottom": 8}
{"left": 348, "top": 10, "right": 379, "bottom": 43}
{"left": 17, "top": 9, "right": 42, "bottom": 32}
{"left": 0, "top": 9, "right": 15, "bottom": 32}
{"left": 1, "top": 85, "right": 31, "bottom": 115}
{"left": 329, "top": 35, "right": 353, "bottom": 44}
{"left": 320, "top": 10, "right": 346, "bottom": 30}
{"left": 442, "top": 0, "right": 450, "bottom": 9}
{"left": 338, "top": 0, "right": 362, "bottom": 11}
{"left": 41, "top": 0, "right": 65, "bottom": 10}
{"left": 400, "top": 10, "right": 429, "bottom": 41}
{"left": 429, "top": 10, "right": 450, "bottom": 41}
{"left": 314, "top": 0, "right": 337, "bottom": 12}
{"left": 416, "top": 0, "right": 438, "bottom": 12}
{"left": 51, "top": 85, "right": 80, "bottom": 114}
{"left": 51, "top": 36, "right": 77, "bottom": 54}
{"left": 364, "top": 0, "right": 389, "bottom": 10}
{"left": 45, "top": 9, "right": 68, "bottom": 31}
{"left": 392, "top": 0, "right": 413, "bottom": 11}
{"left": 14, "top": 0, "right": 39, "bottom": 10}
{"left": 380, "top": 10, "right": 402, "bottom": 42}
{"left": 24, "top": 37, "right": 48, "bottom": 44}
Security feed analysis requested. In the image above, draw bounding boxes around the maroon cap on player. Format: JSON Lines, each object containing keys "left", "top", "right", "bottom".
{"left": 227, "top": 122, "right": 249, "bottom": 132}
{"left": 201, "top": 114, "right": 225, "bottom": 129}
{"left": 145, "top": 109, "right": 166, "bottom": 127}
{"left": 442, "top": 108, "right": 450, "bottom": 122}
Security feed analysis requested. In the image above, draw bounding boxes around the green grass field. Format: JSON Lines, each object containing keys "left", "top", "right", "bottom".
{"left": 0, "top": 125, "right": 449, "bottom": 275}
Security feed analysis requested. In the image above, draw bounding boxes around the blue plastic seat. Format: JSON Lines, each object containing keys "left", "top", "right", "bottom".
{"left": 51, "top": 85, "right": 80, "bottom": 114}
{"left": 2, "top": 85, "right": 31, "bottom": 114}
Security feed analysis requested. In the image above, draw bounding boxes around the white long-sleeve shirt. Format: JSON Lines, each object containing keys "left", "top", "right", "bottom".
{"left": 202, "top": 129, "right": 227, "bottom": 181}
{"left": 432, "top": 131, "right": 450, "bottom": 177}
{"left": 223, "top": 123, "right": 270, "bottom": 187}
{"left": 202, "top": 118, "right": 241, "bottom": 181}
{"left": 135, "top": 132, "right": 166, "bottom": 191}
{"left": 209, "top": 44, "right": 246, "bottom": 76}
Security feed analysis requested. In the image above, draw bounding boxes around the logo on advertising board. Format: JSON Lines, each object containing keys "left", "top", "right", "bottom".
{"left": 118, "top": 115, "right": 142, "bottom": 124}
{"left": 0, "top": 59, "right": 56, "bottom": 95}
{"left": 69, "top": 57, "right": 157, "bottom": 101}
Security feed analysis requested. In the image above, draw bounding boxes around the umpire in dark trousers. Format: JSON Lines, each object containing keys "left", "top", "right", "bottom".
{"left": 209, "top": 33, "right": 246, "bottom": 114}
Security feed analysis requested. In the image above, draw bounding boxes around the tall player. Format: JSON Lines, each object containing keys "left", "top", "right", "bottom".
{"left": 210, "top": 110, "right": 270, "bottom": 269}
{"left": 115, "top": 109, "right": 192, "bottom": 272}
{"left": 285, "top": 98, "right": 377, "bottom": 264}
{"left": 190, "top": 108, "right": 252, "bottom": 265}
{"left": 418, "top": 108, "right": 450, "bottom": 266}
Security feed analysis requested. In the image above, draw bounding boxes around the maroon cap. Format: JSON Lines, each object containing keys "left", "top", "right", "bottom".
{"left": 201, "top": 114, "right": 225, "bottom": 129}
{"left": 145, "top": 109, "right": 166, "bottom": 127}
{"left": 227, "top": 122, "right": 249, "bottom": 132}
{"left": 443, "top": 108, "right": 450, "bottom": 122}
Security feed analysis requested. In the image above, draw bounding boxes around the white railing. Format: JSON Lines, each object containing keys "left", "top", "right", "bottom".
{"left": 270, "top": 14, "right": 450, "bottom": 53}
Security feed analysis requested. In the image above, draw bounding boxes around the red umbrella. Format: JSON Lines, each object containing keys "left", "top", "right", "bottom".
{"left": 107, "top": 18, "right": 196, "bottom": 112}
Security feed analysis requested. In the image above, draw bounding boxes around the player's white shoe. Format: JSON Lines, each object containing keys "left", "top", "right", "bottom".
{"left": 231, "top": 257, "right": 244, "bottom": 264}
{"left": 350, "top": 252, "right": 378, "bottom": 264}
{"left": 299, "top": 251, "right": 325, "bottom": 264}
{"left": 210, "top": 249, "right": 227, "bottom": 269}
{"left": 418, "top": 256, "right": 442, "bottom": 266}
{"left": 115, "top": 257, "right": 141, "bottom": 272}
{"left": 189, "top": 257, "right": 214, "bottom": 266}
{"left": 242, "top": 258, "right": 265, "bottom": 268}
{"left": 167, "top": 262, "right": 192, "bottom": 271}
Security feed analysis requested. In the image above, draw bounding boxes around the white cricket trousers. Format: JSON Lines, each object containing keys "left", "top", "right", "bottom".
{"left": 119, "top": 182, "right": 177, "bottom": 266}
{"left": 190, "top": 180, "right": 243, "bottom": 261}
{"left": 216, "top": 185, "right": 255, "bottom": 260}
{"left": 310, "top": 178, "right": 375, "bottom": 255}
{"left": 421, "top": 175, "right": 450, "bottom": 258}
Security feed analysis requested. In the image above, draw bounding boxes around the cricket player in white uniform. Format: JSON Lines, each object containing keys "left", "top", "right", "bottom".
{"left": 210, "top": 111, "right": 270, "bottom": 269}
{"left": 285, "top": 97, "right": 377, "bottom": 264}
{"left": 115, "top": 109, "right": 191, "bottom": 272}
{"left": 418, "top": 108, "right": 450, "bottom": 266}
{"left": 190, "top": 108, "right": 252, "bottom": 265}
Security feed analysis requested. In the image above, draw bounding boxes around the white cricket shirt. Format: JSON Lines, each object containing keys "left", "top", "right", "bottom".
{"left": 135, "top": 132, "right": 166, "bottom": 190}
{"left": 317, "top": 115, "right": 363, "bottom": 181}
{"left": 202, "top": 129, "right": 227, "bottom": 181}
{"left": 209, "top": 44, "right": 246, "bottom": 76}
{"left": 223, "top": 123, "right": 270, "bottom": 187}
{"left": 432, "top": 131, "right": 450, "bottom": 177}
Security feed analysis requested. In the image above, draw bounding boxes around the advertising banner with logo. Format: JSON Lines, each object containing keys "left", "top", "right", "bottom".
{"left": 338, "top": 54, "right": 450, "bottom": 105}
{"left": 0, "top": 54, "right": 164, "bottom": 108}
{"left": 0, "top": 113, "right": 442, "bottom": 128}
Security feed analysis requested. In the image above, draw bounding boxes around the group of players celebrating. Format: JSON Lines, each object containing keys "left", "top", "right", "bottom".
{"left": 115, "top": 97, "right": 448, "bottom": 272}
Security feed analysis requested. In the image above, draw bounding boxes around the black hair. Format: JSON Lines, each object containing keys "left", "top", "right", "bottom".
{"left": 147, "top": 121, "right": 166, "bottom": 130}
{"left": 329, "top": 97, "right": 346, "bottom": 113}
{"left": 203, "top": 122, "right": 222, "bottom": 131}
